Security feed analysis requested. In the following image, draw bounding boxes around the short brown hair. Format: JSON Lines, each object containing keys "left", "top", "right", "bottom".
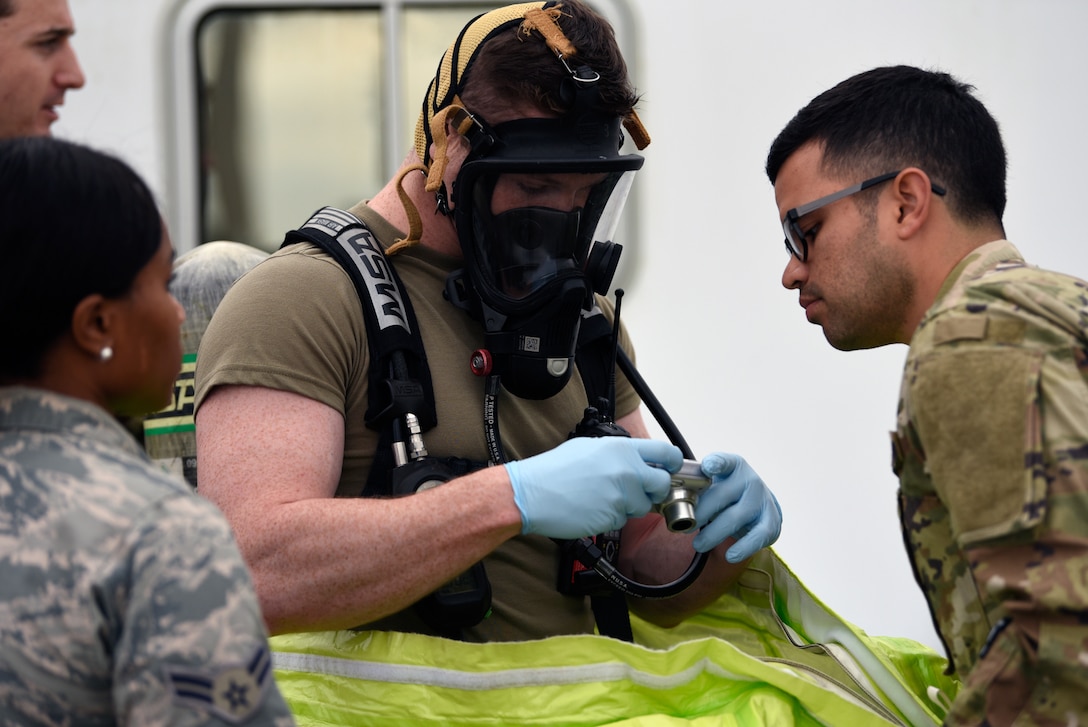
{"left": 460, "top": 0, "right": 638, "bottom": 120}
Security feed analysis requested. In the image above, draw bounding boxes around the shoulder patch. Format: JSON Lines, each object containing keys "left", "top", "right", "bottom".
{"left": 933, "top": 315, "right": 988, "bottom": 345}
{"left": 986, "top": 317, "right": 1027, "bottom": 344}
{"left": 933, "top": 315, "right": 1027, "bottom": 346}
{"left": 164, "top": 645, "right": 273, "bottom": 724}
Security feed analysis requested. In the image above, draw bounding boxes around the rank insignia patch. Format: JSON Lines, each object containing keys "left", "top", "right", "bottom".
{"left": 165, "top": 645, "right": 272, "bottom": 723}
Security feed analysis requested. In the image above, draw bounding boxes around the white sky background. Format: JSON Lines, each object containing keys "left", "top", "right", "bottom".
{"left": 59, "top": 0, "right": 1088, "bottom": 654}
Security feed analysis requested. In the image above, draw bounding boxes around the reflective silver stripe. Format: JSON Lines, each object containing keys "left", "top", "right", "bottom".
{"left": 273, "top": 650, "right": 746, "bottom": 691}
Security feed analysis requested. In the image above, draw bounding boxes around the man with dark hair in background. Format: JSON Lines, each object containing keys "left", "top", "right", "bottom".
{"left": 0, "top": 0, "right": 84, "bottom": 138}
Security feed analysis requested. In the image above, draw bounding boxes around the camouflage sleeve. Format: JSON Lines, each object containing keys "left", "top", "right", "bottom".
{"left": 907, "top": 314, "right": 1088, "bottom": 723}
{"left": 107, "top": 492, "right": 296, "bottom": 726}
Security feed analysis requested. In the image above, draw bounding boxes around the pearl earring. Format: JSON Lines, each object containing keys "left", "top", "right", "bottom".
{"left": 99, "top": 345, "right": 114, "bottom": 362}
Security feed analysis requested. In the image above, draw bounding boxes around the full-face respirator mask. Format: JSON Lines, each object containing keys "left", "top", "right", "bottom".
{"left": 395, "top": 1, "right": 649, "bottom": 401}
{"left": 444, "top": 107, "right": 643, "bottom": 399}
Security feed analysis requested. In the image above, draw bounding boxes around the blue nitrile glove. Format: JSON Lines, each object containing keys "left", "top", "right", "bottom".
{"left": 691, "top": 452, "right": 782, "bottom": 562}
{"left": 506, "top": 437, "right": 681, "bottom": 539}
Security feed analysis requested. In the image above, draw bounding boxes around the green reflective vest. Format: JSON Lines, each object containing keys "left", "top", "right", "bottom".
{"left": 271, "top": 549, "right": 958, "bottom": 725}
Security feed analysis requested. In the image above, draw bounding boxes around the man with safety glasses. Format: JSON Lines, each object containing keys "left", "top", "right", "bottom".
{"left": 767, "top": 64, "right": 1088, "bottom": 724}
{"left": 195, "top": 0, "right": 781, "bottom": 643}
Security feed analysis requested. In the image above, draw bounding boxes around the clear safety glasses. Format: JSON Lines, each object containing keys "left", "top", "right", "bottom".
{"left": 782, "top": 171, "right": 946, "bottom": 261}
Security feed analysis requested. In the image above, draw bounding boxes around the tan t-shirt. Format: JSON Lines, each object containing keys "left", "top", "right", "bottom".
{"left": 195, "top": 202, "right": 641, "bottom": 641}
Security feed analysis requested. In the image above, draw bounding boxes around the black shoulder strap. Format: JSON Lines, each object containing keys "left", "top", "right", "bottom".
{"left": 281, "top": 206, "right": 437, "bottom": 432}
{"left": 574, "top": 302, "right": 636, "bottom": 642}
{"left": 576, "top": 302, "right": 618, "bottom": 414}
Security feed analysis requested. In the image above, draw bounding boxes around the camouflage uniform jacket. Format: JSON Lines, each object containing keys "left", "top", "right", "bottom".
{"left": 0, "top": 387, "right": 295, "bottom": 726}
{"left": 892, "top": 240, "right": 1088, "bottom": 725}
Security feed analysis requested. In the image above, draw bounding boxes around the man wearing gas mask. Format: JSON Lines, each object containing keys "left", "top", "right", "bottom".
{"left": 194, "top": 0, "right": 782, "bottom": 641}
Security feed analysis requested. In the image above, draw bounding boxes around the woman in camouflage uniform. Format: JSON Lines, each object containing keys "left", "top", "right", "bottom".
{"left": 0, "top": 137, "right": 295, "bottom": 726}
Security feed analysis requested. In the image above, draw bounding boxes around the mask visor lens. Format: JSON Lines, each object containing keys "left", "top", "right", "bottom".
{"left": 471, "top": 168, "right": 631, "bottom": 302}
{"left": 582, "top": 169, "right": 636, "bottom": 248}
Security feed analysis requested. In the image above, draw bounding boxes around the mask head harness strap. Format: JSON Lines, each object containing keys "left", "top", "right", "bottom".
{"left": 519, "top": 5, "right": 650, "bottom": 151}
{"left": 387, "top": 1, "right": 650, "bottom": 256}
